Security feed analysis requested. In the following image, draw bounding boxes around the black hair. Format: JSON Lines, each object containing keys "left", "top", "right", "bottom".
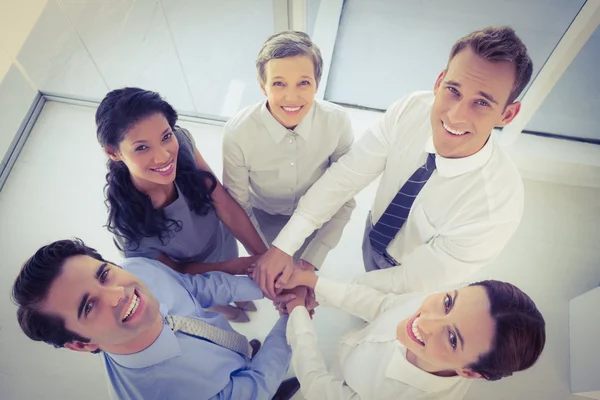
{"left": 95, "top": 87, "right": 216, "bottom": 249}
{"left": 12, "top": 239, "right": 108, "bottom": 352}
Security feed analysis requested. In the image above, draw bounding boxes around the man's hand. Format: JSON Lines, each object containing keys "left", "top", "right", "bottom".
{"left": 252, "top": 246, "right": 294, "bottom": 299}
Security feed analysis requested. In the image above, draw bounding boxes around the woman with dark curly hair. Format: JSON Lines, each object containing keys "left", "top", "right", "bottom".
{"left": 96, "top": 87, "right": 268, "bottom": 321}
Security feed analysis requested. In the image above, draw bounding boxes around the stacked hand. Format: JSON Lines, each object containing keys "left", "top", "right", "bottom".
{"left": 249, "top": 249, "right": 320, "bottom": 317}
{"left": 251, "top": 246, "right": 295, "bottom": 299}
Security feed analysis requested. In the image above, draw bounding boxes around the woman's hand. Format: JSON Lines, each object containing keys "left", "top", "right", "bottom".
{"left": 277, "top": 261, "right": 318, "bottom": 290}
{"left": 284, "top": 286, "right": 308, "bottom": 314}
{"left": 226, "top": 255, "right": 261, "bottom": 275}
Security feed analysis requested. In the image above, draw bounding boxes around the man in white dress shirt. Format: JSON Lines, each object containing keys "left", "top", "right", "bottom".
{"left": 254, "top": 26, "right": 533, "bottom": 296}
{"left": 223, "top": 31, "right": 355, "bottom": 272}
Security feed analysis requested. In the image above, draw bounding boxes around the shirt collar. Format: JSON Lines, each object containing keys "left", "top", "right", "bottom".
{"left": 425, "top": 133, "right": 495, "bottom": 178}
{"left": 385, "top": 342, "right": 467, "bottom": 392}
{"left": 259, "top": 100, "right": 315, "bottom": 143}
{"left": 104, "top": 303, "right": 181, "bottom": 369}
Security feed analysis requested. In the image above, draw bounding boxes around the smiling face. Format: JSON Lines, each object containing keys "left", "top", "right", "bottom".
{"left": 106, "top": 113, "right": 179, "bottom": 189}
{"left": 260, "top": 55, "right": 317, "bottom": 129}
{"left": 396, "top": 286, "right": 495, "bottom": 378}
{"left": 430, "top": 46, "right": 521, "bottom": 159}
{"left": 41, "top": 255, "right": 161, "bottom": 353}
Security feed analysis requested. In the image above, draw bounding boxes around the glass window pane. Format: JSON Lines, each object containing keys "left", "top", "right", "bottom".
{"left": 525, "top": 25, "right": 600, "bottom": 141}
{"left": 308, "top": 0, "right": 321, "bottom": 37}
{"left": 325, "top": 0, "right": 586, "bottom": 110}
{"left": 162, "top": 0, "right": 274, "bottom": 117}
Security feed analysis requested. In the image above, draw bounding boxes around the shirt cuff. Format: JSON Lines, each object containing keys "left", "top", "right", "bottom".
{"left": 233, "top": 276, "right": 265, "bottom": 302}
{"left": 286, "top": 306, "right": 314, "bottom": 346}
{"left": 314, "top": 276, "right": 348, "bottom": 308}
{"left": 272, "top": 214, "right": 317, "bottom": 256}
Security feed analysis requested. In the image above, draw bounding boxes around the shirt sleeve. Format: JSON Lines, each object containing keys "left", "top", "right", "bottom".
{"left": 221, "top": 124, "right": 268, "bottom": 243}
{"left": 313, "top": 276, "right": 411, "bottom": 322}
{"left": 286, "top": 307, "right": 361, "bottom": 400}
{"left": 175, "top": 126, "right": 197, "bottom": 152}
{"left": 353, "top": 218, "right": 522, "bottom": 294}
{"left": 113, "top": 233, "right": 161, "bottom": 260}
{"left": 300, "top": 113, "right": 357, "bottom": 268}
{"left": 176, "top": 272, "right": 264, "bottom": 306}
{"left": 214, "top": 316, "right": 292, "bottom": 400}
{"left": 272, "top": 98, "right": 410, "bottom": 256}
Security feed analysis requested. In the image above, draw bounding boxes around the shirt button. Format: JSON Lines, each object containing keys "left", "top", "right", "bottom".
{"left": 290, "top": 162, "right": 295, "bottom": 166}
{"left": 289, "top": 139, "right": 293, "bottom": 144}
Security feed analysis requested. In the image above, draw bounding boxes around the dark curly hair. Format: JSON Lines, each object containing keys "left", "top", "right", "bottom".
{"left": 95, "top": 87, "right": 216, "bottom": 249}
{"left": 467, "top": 280, "right": 546, "bottom": 381}
{"left": 12, "top": 239, "right": 109, "bottom": 353}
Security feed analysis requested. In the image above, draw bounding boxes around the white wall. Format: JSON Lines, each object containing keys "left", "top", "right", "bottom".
{"left": 0, "top": 0, "right": 47, "bottom": 167}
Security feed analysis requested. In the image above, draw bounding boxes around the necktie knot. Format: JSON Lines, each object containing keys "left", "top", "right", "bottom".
{"left": 425, "top": 153, "right": 436, "bottom": 171}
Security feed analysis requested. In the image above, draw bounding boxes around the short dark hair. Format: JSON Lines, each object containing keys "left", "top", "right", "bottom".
{"left": 12, "top": 239, "right": 109, "bottom": 352}
{"left": 467, "top": 280, "right": 546, "bottom": 381}
{"left": 256, "top": 30, "right": 323, "bottom": 87}
{"left": 448, "top": 26, "right": 533, "bottom": 104}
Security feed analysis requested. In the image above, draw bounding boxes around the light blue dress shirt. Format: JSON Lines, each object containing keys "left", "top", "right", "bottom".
{"left": 101, "top": 257, "right": 291, "bottom": 400}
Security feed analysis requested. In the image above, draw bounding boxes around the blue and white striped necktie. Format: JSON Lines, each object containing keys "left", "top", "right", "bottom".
{"left": 369, "top": 153, "right": 436, "bottom": 258}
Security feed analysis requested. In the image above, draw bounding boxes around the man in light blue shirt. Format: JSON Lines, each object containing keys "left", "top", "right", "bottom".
{"left": 12, "top": 239, "right": 302, "bottom": 399}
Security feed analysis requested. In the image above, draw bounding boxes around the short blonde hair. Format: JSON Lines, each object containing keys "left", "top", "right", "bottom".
{"left": 256, "top": 31, "right": 323, "bottom": 87}
{"left": 449, "top": 26, "right": 533, "bottom": 105}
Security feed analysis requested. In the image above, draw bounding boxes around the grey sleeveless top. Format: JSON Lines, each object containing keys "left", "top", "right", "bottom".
{"left": 113, "top": 128, "right": 238, "bottom": 264}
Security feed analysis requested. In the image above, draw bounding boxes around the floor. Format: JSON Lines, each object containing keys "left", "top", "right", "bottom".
{"left": 0, "top": 101, "right": 599, "bottom": 400}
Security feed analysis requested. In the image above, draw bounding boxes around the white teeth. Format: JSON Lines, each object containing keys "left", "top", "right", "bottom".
{"left": 282, "top": 106, "right": 301, "bottom": 112}
{"left": 153, "top": 163, "right": 172, "bottom": 172}
{"left": 412, "top": 317, "right": 424, "bottom": 345}
{"left": 443, "top": 122, "right": 466, "bottom": 136}
{"left": 123, "top": 294, "right": 139, "bottom": 321}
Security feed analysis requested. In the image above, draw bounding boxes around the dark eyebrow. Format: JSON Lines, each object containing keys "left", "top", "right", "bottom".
{"left": 445, "top": 80, "right": 498, "bottom": 105}
{"left": 477, "top": 90, "right": 499, "bottom": 105}
{"left": 95, "top": 263, "right": 108, "bottom": 279}
{"left": 77, "top": 293, "right": 89, "bottom": 320}
{"left": 452, "top": 290, "right": 464, "bottom": 351}
{"left": 77, "top": 263, "right": 107, "bottom": 320}
{"left": 132, "top": 128, "right": 171, "bottom": 145}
